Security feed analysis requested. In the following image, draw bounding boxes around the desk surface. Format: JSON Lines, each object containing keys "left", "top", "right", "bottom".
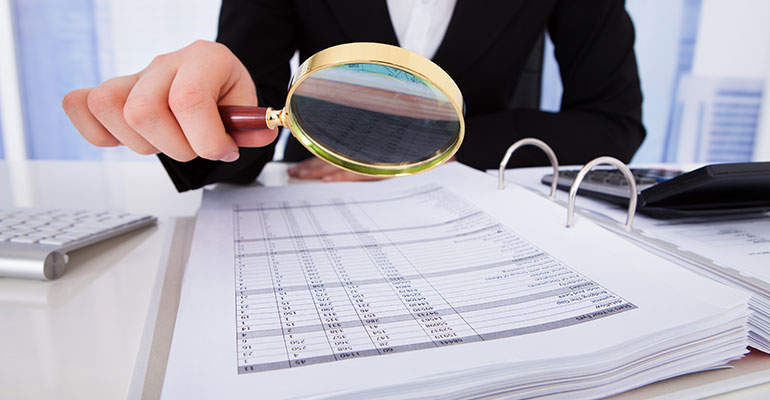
{"left": 0, "top": 160, "right": 768, "bottom": 399}
{"left": 0, "top": 160, "right": 201, "bottom": 399}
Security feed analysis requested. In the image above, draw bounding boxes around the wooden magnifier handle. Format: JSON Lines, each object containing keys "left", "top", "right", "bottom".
{"left": 218, "top": 105, "right": 272, "bottom": 131}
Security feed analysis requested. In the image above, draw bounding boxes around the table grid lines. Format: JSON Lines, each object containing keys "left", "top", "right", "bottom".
{"left": 233, "top": 185, "right": 635, "bottom": 374}
{"left": 302, "top": 200, "right": 384, "bottom": 357}
{"left": 334, "top": 199, "right": 442, "bottom": 350}
{"left": 354, "top": 200, "right": 484, "bottom": 342}
{"left": 280, "top": 202, "right": 340, "bottom": 363}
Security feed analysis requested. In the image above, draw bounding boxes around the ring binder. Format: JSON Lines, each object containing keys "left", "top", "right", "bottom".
{"left": 498, "top": 138, "right": 559, "bottom": 199}
{"left": 567, "top": 156, "right": 637, "bottom": 229}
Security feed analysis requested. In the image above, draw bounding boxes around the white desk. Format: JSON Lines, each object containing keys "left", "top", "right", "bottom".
{"left": 0, "top": 160, "right": 201, "bottom": 399}
{"left": 0, "top": 161, "right": 768, "bottom": 399}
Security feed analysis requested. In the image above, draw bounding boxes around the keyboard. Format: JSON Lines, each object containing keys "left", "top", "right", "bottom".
{"left": 0, "top": 208, "right": 156, "bottom": 280}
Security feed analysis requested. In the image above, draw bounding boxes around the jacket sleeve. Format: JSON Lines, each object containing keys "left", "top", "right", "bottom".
{"left": 457, "top": 0, "right": 645, "bottom": 170}
{"left": 158, "top": 0, "right": 297, "bottom": 192}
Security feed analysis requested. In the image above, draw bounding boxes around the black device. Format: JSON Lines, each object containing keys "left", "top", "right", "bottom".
{"left": 541, "top": 162, "right": 770, "bottom": 218}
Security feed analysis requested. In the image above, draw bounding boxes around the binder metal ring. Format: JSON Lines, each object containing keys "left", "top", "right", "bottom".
{"left": 566, "top": 156, "right": 637, "bottom": 229}
{"left": 498, "top": 138, "right": 559, "bottom": 200}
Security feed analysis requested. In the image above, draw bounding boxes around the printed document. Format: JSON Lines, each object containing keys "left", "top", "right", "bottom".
{"left": 162, "top": 163, "right": 748, "bottom": 399}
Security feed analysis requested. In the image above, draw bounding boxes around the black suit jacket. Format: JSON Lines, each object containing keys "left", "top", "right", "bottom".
{"left": 160, "top": 0, "right": 644, "bottom": 192}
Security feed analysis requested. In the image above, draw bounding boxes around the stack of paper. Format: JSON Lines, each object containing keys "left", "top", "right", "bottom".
{"left": 499, "top": 166, "right": 770, "bottom": 353}
{"left": 603, "top": 215, "right": 770, "bottom": 354}
{"left": 162, "top": 163, "right": 749, "bottom": 399}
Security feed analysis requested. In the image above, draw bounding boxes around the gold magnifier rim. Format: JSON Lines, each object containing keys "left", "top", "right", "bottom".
{"left": 279, "top": 42, "right": 465, "bottom": 177}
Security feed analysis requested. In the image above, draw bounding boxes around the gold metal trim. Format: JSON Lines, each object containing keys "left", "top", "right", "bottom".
{"left": 264, "top": 107, "right": 282, "bottom": 130}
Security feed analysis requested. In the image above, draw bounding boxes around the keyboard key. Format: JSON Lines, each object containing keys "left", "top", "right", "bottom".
{"left": 39, "top": 238, "right": 72, "bottom": 246}
{"left": 10, "top": 237, "right": 40, "bottom": 244}
{"left": 71, "top": 221, "right": 121, "bottom": 229}
{"left": 46, "top": 222, "right": 74, "bottom": 229}
{"left": 637, "top": 177, "right": 658, "bottom": 185}
{"left": 0, "top": 219, "right": 24, "bottom": 227}
{"left": 52, "top": 234, "right": 89, "bottom": 242}
{"left": 18, "top": 221, "right": 50, "bottom": 230}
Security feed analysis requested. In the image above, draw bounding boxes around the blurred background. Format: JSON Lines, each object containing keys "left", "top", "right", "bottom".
{"left": 0, "top": 0, "right": 768, "bottom": 164}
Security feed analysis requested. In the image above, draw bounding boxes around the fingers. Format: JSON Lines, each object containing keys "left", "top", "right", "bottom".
{"left": 288, "top": 157, "right": 338, "bottom": 179}
{"left": 230, "top": 129, "right": 280, "bottom": 148}
{"left": 86, "top": 75, "right": 159, "bottom": 155}
{"left": 288, "top": 157, "right": 387, "bottom": 182}
{"left": 213, "top": 45, "right": 279, "bottom": 148}
{"left": 124, "top": 55, "right": 196, "bottom": 161}
{"left": 321, "top": 170, "right": 386, "bottom": 182}
{"left": 63, "top": 40, "right": 278, "bottom": 162}
{"left": 166, "top": 44, "right": 238, "bottom": 161}
{"left": 166, "top": 41, "right": 276, "bottom": 161}
{"left": 62, "top": 88, "right": 120, "bottom": 147}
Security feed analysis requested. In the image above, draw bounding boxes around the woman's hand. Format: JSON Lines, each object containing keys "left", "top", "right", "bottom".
{"left": 287, "top": 157, "right": 387, "bottom": 182}
{"left": 62, "top": 40, "right": 278, "bottom": 162}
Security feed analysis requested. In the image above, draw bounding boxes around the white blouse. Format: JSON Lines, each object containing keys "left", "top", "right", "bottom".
{"left": 386, "top": 0, "right": 457, "bottom": 59}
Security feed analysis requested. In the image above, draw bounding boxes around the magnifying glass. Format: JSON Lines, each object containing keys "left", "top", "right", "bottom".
{"left": 218, "top": 42, "right": 464, "bottom": 176}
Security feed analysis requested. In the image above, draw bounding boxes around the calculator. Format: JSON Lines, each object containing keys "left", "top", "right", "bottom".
{"left": 541, "top": 162, "right": 770, "bottom": 218}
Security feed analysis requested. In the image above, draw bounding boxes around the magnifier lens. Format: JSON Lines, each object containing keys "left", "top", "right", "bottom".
{"left": 287, "top": 63, "right": 461, "bottom": 170}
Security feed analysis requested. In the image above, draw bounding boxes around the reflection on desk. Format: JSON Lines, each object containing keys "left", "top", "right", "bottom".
{"left": 0, "top": 225, "right": 157, "bottom": 307}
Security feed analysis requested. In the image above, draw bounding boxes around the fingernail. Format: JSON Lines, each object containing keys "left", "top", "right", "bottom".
{"left": 221, "top": 151, "right": 239, "bottom": 162}
{"left": 298, "top": 168, "right": 309, "bottom": 177}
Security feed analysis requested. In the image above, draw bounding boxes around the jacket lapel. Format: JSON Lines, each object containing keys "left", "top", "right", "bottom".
{"left": 324, "top": 0, "right": 524, "bottom": 78}
{"left": 324, "top": 0, "right": 399, "bottom": 45}
{"left": 433, "top": 0, "right": 525, "bottom": 78}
